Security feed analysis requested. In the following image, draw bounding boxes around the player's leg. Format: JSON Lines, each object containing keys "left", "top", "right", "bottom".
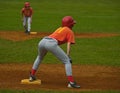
{"left": 23, "top": 16, "right": 27, "bottom": 33}
{"left": 29, "top": 39, "right": 47, "bottom": 81}
{"left": 44, "top": 39, "right": 73, "bottom": 79}
{"left": 44, "top": 38, "right": 80, "bottom": 88}
{"left": 51, "top": 46, "right": 80, "bottom": 88}
{"left": 46, "top": 43, "right": 73, "bottom": 77}
{"left": 27, "top": 17, "right": 31, "bottom": 34}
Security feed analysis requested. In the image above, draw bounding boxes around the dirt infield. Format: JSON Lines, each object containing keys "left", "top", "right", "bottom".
{"left": 0, "top": 31, "right": 119, "bottom": 41}
{"left": 0, "top": 31, "right": 120, "bottom": 91}
{"left": 0, "top": 64, "right": 120, "bottom": 91}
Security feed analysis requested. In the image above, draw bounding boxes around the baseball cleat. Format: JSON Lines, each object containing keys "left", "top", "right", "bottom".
{"left": 68, "top": 82, "right": 80, "bottom": 88}
{"left": 29, "top": 75, "right": 36, "bottom": 82}
{"left": 25, "top": 30, "right": 28, "bottom": 33}
{"left": 27, "top": 32, "right": 30, "bottom": 35}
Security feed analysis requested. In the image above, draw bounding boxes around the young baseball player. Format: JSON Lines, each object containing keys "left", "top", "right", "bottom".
{"left": 21, "top": 2, "right": 33, "bottom": 34}
{"left": 29, "top": 16, "right": 80, "bottom": 88}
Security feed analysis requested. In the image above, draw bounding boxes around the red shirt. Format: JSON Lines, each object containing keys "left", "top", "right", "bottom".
{"left": 22, "top": 7, "right": 33, "bottom": 17}
{"left": 49, "top": 27, "right": 75, "bottom": 45}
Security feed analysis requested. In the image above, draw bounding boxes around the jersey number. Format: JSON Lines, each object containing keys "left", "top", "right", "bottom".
{"left": 57, "top": 27, "right": 64, "bottom": 33}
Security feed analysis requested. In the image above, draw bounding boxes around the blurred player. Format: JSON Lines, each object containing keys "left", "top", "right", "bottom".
{"left": 29, "top": 16, "right": 80, "bottom": 88}
{"left": 21, "top": 2, "right": 33, "bottom": 34}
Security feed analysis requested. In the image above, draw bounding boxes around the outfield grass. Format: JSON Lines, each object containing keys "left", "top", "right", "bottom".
{"left": 71, "top": 36, "right": 120, "bottom": 66}
{"left": 0, "top": 89, "right": 120, "bottom": 93}
{"left": 0, "top": 0, "right": 120, "bottom": 93}
{"left": 0, "top": 0, "right": 120, "bottom": 32}
{"left": 0, "top": 36, "right": 120, "bottom": 66}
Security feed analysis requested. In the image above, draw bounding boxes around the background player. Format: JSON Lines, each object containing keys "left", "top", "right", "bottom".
{"left": 29, "top": 16, "right": 80, "bottom": 88}
{"left": 21, "top": 2, "right": 33, "bottom": 34}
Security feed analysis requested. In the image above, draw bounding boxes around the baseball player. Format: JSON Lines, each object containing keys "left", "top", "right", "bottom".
{"left": 21, "top": 2, "right": 33, "bottom": 34}
{"left": 29, "top": 16, "right": 80, "bottom": 88}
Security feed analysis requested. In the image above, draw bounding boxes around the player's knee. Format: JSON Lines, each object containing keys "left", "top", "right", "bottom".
{"left": 62, "top": 59, "right": 71, "bottom": 64}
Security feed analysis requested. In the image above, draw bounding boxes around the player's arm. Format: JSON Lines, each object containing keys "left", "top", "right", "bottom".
{"left": 66, "top": 30, "right": 75, "bottom": 56}
{"left": 21, "top": 8, "right": 24, "bottom": 21}
{"left": 67, "top": 42, "right": 71, "bottom": 56}
{"left": 67, "top": 42, "right": 73, "bottom": 63}
{"left": 30, "top": 8, "right": 33, "bottom": 23}
{"left": 66, "top": 30, "right": 75, "bottom": 63}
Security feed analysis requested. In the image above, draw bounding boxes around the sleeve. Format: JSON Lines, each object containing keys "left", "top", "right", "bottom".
{"left": 30, "top": 8, "right": 33, "bottom": 15}
{"left": 67, "top": 30, "right": 75, "bottom": 44}
{"left": 21, "top": 8, "right": 24, "bottom": 14}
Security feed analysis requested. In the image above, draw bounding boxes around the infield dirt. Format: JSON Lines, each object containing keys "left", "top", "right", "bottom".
{"left": 0, "top": 64, "right": 120, "bottom": 91}
{"left": 0, "top": 31, "right": 119, "bottom": 41}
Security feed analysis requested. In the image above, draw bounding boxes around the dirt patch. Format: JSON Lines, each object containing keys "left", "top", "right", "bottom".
{"left": 0, "top": 64, "right": 120, "bottom": 91}
{"left": 0, "top": 31, "right": 50, "bottom": 41}
{"left": 0, "top": 31, "right": 119, "bottom": 41}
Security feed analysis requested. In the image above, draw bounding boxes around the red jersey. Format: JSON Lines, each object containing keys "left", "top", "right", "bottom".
{"left": 49, "top": 27, "right": 75, "bottom": 45}
{"left": 22, "top": 7, "right": 33, "bottom": 17}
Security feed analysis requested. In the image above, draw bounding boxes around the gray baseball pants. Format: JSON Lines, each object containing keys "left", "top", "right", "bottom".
{"left": 23, "top": 16, "right": 31, "bottom": 32}
{"left": 32, "top": 37, "right": 72, "bottom": 76}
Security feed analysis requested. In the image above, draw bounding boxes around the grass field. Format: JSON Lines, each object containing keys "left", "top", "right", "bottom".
{"left": 0, "top": 0, "right": 120, "bottom": 32}
{"left": 0, "top": 37, "right": 120, "bottom": 66}
{"left": 0, "top": 90, "right": 120, "bottom": 93}
{"left": 0, "top": 0, "right": 120, "bottom": 93}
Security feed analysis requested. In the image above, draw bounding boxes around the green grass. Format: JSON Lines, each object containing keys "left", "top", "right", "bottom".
{"left": 0, "top": 36, "right": 120, "bottom": 66}
{"left": 0, "top": 89, "right": 120, "bottom": 93}
{"left": 71, "top": 36, "right": 120, "bottom": 66}
{"left": 0, "top": 0, "right": 120, "bottom": 32}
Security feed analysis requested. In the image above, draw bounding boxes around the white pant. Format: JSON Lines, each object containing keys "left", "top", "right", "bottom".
{"left": 23, "top": 16, "right": 31, "bottom": 32}
{"left": 32, "top": 37, "right": 72, "bottom": 76}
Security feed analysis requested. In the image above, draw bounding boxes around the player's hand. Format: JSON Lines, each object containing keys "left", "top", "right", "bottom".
{"left": 69, "top": 56, "right": 72, "bottom": 63}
